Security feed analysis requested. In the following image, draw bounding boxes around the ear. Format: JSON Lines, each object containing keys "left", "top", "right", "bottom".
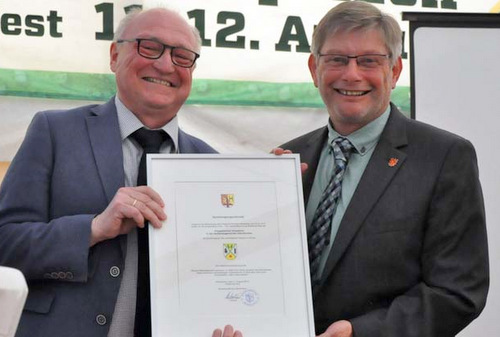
{"left": 109, "top": 42, "right": 118, "bottom": 73}
{"left": 391, "top": 56, "right": 403, "bottom": 89}
{"left": 308, "top": 54, "right": 319, "bottom": 88}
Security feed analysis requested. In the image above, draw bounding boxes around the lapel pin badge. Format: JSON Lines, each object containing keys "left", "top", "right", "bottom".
{"left": 388, "top": 158, "right": 399, "bottom": 167}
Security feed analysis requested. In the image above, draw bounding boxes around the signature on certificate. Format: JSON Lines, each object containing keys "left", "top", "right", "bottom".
{"left": 225, "top": 289, "right": 259, "bottom": 306}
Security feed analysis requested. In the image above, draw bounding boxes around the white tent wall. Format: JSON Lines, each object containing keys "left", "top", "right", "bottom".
{"left": 405, "top": 13, "right": 500, "bottom": 336}
{"left": 0, "top": 96, "right": 329, "bottom": 161}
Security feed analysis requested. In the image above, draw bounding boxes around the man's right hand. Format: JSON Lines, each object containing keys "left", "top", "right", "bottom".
{"left": 212, "top": 325, "right": 243, "bottom": 337}
{"left": 271, "top": 147, "right": 309, "bottom": 173}
{"left": 90, "top": 186, "right": 166, "bottom": 246}
{"left": 317, "top": 320, "right": 353, "bottom": 337}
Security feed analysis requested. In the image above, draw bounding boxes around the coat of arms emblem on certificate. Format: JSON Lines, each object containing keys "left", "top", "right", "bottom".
{"left": 223, "top": 243, "right": 237, "bottom": 260}
{"left": 221, "top": 194, "right": 235, "bottom": 208}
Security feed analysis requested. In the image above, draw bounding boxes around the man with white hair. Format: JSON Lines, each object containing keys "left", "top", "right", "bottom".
{"left": 0, "top": 7, "right": 242, "bottom": 337}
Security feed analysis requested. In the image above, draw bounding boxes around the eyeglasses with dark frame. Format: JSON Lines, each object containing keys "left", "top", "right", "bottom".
{"left": 318, "top": 53, "right": 391, "bottom": 70}
{"left": 116, "top": 38, "right": 200, "bottom": 68}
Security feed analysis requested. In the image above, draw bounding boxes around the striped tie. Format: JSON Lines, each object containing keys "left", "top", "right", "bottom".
{"left": 308, "top": 137, "right": 354, "bottom": 285}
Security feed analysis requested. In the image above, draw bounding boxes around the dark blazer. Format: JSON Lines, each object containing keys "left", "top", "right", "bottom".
{"left": 0, "top": 98, "right": 216, "bottom": 337}
{"left": 281, "top": 105, "right": 489, "bottom": 337}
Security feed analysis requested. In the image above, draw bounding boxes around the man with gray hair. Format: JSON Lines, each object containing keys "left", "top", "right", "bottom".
{"left": 281, "top": 2, "right": 489, "bottom": 336}
{"left": 0, "top": 7, "right": 241, "bottom": 337}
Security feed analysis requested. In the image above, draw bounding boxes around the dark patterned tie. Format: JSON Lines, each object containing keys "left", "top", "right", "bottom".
{"left": 308, "top": 137, "right": 355, "bottom": 286}
{"left": 130, "top": 127, "right": 168, "bottom": 337}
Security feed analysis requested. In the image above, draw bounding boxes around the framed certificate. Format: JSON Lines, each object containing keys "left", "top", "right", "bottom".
{"left": 147, "top": 154, "right": 314, "bottom": 337}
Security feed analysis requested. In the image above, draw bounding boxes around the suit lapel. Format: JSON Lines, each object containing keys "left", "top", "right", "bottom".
{"left": 177, "top": 129, "right": 195, "bottom": 153}
{"left": 86, "top": 99, "right": 127, "bottom": 256}
{"left": 318, "top": 107, "right": 409, "bottom": 289}
{"left": 177, "top": 129, "right": 216, "bottom": 154}
{"left": 299, "top": 127, "right": 328, "bottom": 206}
{"left": 86, "top": 99, "right": 125, "bottom": 204}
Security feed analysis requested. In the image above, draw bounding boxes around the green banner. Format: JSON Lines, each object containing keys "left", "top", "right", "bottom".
{"left": 0, "top": 68, "right": 410, "bottom": 111}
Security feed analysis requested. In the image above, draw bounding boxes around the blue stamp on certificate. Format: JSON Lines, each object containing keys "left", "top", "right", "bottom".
{"left": 241, "top": 289, "right": 259, "bottom": 306}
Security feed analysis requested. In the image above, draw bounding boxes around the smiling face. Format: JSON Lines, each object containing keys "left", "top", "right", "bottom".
{"left": 309, "top": 29, "right": 402, "bottom": 135}
{"left": 110, "top": 9, "right": 197, "bottom": 128}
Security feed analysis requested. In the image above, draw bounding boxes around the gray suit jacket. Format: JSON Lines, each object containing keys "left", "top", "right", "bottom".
{"left": 281, "top": 105, "right": 489, "bottom": 337}
{"left": 0, "top": 98, "right": 216, "bottom": 337}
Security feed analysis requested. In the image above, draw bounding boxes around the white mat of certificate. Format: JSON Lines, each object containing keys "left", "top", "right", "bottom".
{"left": 147, "top": 154, "right": 314, "bottom": 337}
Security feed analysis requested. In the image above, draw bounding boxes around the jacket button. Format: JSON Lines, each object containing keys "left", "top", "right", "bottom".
{"left": 110, "top": 266, "right": 120, "bottom": 278}
{"left": 50, "top": 272, "right": 59, "bottom": 279}
{"left": 66, "top": 272, "right": 74, "bottom": 280}
{"left": 58, "top": 271, "right": 67, "bottom": 279}
{"left": 96, "top": 314, "right": 107, "bottom": 326}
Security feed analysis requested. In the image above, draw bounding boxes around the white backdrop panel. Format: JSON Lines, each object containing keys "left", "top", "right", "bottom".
{"left": 414, "top": 26, "right": 500, "bottom": 337}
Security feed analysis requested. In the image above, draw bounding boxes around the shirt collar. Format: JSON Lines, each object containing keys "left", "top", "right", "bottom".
{"left": 327, "top": 106, "right": 391, "bottom": 156}
{"left": 115, "top": 96, "right": 179, "bottom": 152}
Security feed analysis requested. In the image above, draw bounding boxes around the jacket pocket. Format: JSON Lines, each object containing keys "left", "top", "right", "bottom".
{"left": 23, "top": 286, "right": 54, "bottom": 314}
